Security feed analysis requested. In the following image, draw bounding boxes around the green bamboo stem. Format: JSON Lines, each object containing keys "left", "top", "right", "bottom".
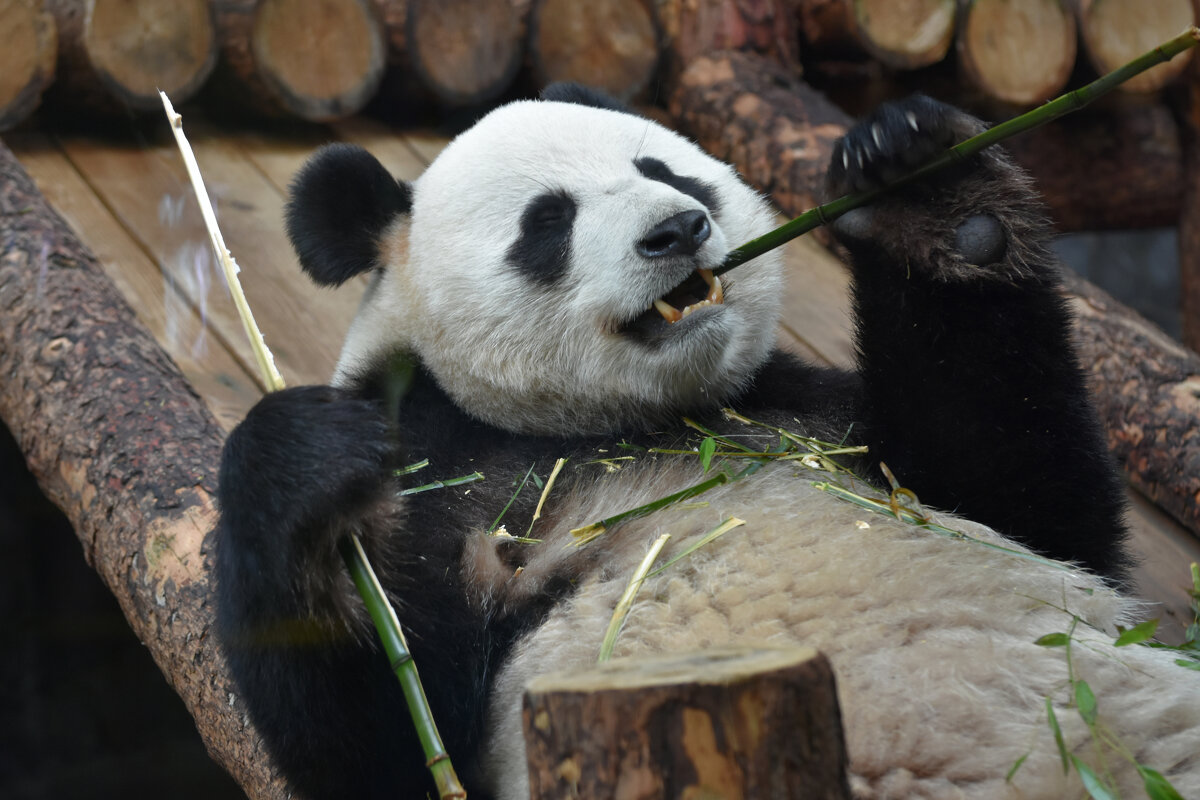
{"left": 340, "top": 536, "right": 467, "bottom": 799}
{"left": 716, "top": 26, "right": 1200, "bottom": 277}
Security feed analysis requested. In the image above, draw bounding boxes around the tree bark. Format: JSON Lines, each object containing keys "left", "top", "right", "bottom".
{"left": 528, "top": 0, "right": 660, "bottom": 102}
{"left": 405, "top": 0, "right": 525, "bottom": 106}
{"left": 212, "top": 0, "right": 387, "bottom": 121}
{"left": 523, "top": 647, "right": 851, "bottom": 800}
{"left": 0, "top": 141, "right": 286, "bottom": 798}
{"left": 0, "top": 0, "right": 57, "bottom": 131}
{"left": 655, "top": 0, "right": 799, "bottom": 87}
{"left": 957, "top": 0, "right": 1076, "bottom": 106}
{"left": 668, "top": 50, "right": 1200, "bottom": 536}
{"left": 1076, "top": 0, "right": 1194, "bottom": 93}
{"left": 46, "top": 0, "right": 217, "bottom": 112}
{"left": 1003, "top": 101, "right": 1182, "bottom": 232}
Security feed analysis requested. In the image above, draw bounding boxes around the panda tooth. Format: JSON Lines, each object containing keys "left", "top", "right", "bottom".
{"left": 654, "top": 299, "right": 682, "bottom": 323}
{"left": 699, "top": 269, "right": 724, "bottom": 304}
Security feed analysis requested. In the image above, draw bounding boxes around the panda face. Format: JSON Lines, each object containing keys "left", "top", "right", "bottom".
{"left": 333, "top": 100, "right": 784, "bottom": 435}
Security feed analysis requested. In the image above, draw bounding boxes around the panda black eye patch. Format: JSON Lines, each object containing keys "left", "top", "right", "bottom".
{"left": 507, "top": 191, "right": 577, "bottom": 283}
{"left": 634, "top": 157, "right": 720, "bottom": 214}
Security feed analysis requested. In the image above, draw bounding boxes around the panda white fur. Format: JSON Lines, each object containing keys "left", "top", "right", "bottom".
{"left": 214, "top": 85, "right": 1200, "bottom": 799}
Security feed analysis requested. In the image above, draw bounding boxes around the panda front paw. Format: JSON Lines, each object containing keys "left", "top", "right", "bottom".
{"left": 218, "top": 385, "right": 397, "bottom": 539}
{"left": 827, "top": 94, "right": 966, "bottom": 196}
{"left": 825, "top": 95, "right": 1047, "bottom": 283}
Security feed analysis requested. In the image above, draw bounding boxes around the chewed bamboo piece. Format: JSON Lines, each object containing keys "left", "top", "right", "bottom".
{"left": 159, "top": 92, "right": 466, "bottom": 799}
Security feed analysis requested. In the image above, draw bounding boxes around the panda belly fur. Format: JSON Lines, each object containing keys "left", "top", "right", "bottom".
{"left": 470, "top": 462, "right": 1200, "bottom": 800}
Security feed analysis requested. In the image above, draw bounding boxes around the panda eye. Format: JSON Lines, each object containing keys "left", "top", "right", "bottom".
{"left": 527, "top": 193, "right": 575, "bottom": 228}
{"left": 508, "top": 191, "right": 577, "bottom": 284}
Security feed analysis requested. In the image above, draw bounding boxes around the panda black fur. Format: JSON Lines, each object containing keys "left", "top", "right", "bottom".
{"left": 215, "top": 86, "right": 1200, "bottom": 799}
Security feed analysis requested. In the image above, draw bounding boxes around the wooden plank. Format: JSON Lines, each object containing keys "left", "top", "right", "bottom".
{"left": 54, "top": 125, "right": 365, "bottom": 387}
{"left": 331, "top": 116, "right": 436, "bottom": 178}
{"left": 776, "top": 231, "right": 854, "bottom": 367}
{"left": 4, "top": 131, "right": 261, "bottom": 431}
{"left": 1126, "top": 489, "right": 1200, "bottom": 645}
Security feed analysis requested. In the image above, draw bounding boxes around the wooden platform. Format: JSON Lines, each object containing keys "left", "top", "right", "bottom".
{"left": 3, "top": 114, "right": 1197, "bottom": 641}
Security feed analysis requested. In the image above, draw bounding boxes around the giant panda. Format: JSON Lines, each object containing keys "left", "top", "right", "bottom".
{"left": 214, "top": 84, "right": 1200, "bottom": 799}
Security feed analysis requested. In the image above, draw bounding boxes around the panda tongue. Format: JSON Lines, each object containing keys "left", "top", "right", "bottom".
{"left": 654, "top": 269, "right": 723, "bottom": 324}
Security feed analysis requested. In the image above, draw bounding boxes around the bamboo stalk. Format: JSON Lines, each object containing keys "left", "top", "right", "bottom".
{"left": 716, "top": 25, "right": 1200, "bottom": 276}
{"left": 160, "top": 92, "right": 466, "bottom": 799}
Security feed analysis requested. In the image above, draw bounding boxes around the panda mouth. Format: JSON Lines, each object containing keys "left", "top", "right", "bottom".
{"left": 614, "top": 269, "right": 725, "bottom": 342}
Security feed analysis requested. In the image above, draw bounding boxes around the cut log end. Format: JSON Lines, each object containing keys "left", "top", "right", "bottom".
{"left": 958, "top": 0, "right": 1076, "bottom": 105}
{"left": 408, "top": 0, "right": 524, "bottom": 106}
{"left": 529, "top": 0, "right": 659, "bottom": 102}
{"left": 1079, "top": 0, "right": 1195, "bottom": 92}
{"left": 252, "top": 0, "right": 387, "bottom": 120}
{"left": 523, "top": 646, "right": 851, "bottom": 800}
{"left": 849, "top": 0, "right": 956, "bottom": 69}
{"left": 84, "top": 0, "right": 217, "bottom": 107}
{"left": 0, "top": 0, "right": 57, "bottom": 131}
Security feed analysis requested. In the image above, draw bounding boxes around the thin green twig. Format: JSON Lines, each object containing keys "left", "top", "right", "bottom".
{"left": 716, "top": 26, "right": 1200, "bottom": 277}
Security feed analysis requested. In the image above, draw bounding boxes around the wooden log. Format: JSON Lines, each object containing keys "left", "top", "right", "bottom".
{"left": 0, "top": 0, "right": 57, "bottom": 131}
{"left": 528, "top": 0, "right": 660, "bottom": 103}
{"left": 1003, "top": 102, "right": 1182, "bottom": 231}
{"left": 1077, "top": 0, "right": 1194, "bottom": 93}
{"left": 1063, "top": 272, "right": 1200, "bottom": 537}
{"left": 656, "top": 0, "right": 799, "bottom": 86}
{"left": 0, "top": 141, "right": 286, "bottom": 799}
{"left": 46, "top": 0, "right": 217, "bottom": 112}
{"left": 668, "top": 50, "right": 1200, "bottom": 536}
{"left": 212, "top": 0, "right": 387, "bottom": 121}
{"left": 957, "top": 0, "right": 1076, "bottom": 106}
{"left": 523, "top": 647, "right": 851, "bottom": 800}
{"left": 405, "top": 0, "right": 525, "bottom": 106}
{"left": 846, "top": 0, "right": 956, "bottom": 69}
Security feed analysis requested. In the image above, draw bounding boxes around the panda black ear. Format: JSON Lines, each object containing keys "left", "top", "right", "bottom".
{"left": 285, "top": 143, "right": 412, "bottom": 287}
{"left": 540, "top": 82, "right": 636, "bottom": 116}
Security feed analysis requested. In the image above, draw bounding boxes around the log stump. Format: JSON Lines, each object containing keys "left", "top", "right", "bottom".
{"left": 523, "top": 647, "right": 851, "bottom": 799}
{"left": 957, "top": 0, "right": 1076, "bottom": 106}
{"left": 1077, "top": 0, "right": 1194, "bottom": 93}
{"left": 656, "top": 0, "right": 799, "bottom": 85}
{"left": 0, "top": 0, "right": 57, "bottom": 131}
{"left": 47, "top": 0, "right": 217, "bottom": 112}
{"left": 528, "top": 0, "right": 660, "bottom": 102}
{"left": 213, "top": 0, "right": 387, "bottom": 121}
{"left": 405, "top": 0, "right": 525, "bottom": 106}
{"left": 846, "top": 0, "right": 956, "bottom": 69}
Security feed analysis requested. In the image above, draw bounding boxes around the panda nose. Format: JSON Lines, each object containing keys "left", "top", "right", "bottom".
{"left": 637, "top": 210, "right": 711, "bottom": 258}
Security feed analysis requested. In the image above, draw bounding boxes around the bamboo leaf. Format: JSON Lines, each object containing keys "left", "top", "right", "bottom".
{"left": 1074, "top": 679, "right": 1097, "bottom": 726}
{"left": 598, "top": 533, "right": 671, "bottom": 662}
{"left": 399, "top": 471, "right": 484, "bottom": 496}
{"left": 1175, "top": 658, "right": 1200, "bottom": 671}
{"left": 1113, "top": 619, "right": 1158, "bottom": 647}
{"left": 1071, "top": 755, "right": 1116, "bottom": 800}
{"left": 1046, "top": 698, "right": 1069, "bottom": 774}
{"left": 1005, "top": 752, "right": 1030, "bottom": 783}
{"left": 1138, "top": 765, "right": 1186, "bottom": 800}
{"left": 699, "top": 437, "right": 717, "bottom": 473}
{"left": 1035, "top": 632, "right": 1070, "bottom": 647}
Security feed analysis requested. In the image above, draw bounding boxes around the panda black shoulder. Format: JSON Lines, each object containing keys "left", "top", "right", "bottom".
{"left": 285, "top": 143, "right": 412, "bottom": 287}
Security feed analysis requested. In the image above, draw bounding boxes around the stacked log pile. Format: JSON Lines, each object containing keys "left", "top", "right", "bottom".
{"left": 0, "top": 0, "right": 1191, "bottom": 128}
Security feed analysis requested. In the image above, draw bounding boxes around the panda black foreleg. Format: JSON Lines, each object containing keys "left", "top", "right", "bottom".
{"left": 214, "top": 386, "right": 443, "bottom": 797}
{"left": 827, "top": 96, "right": 1130, "bottom": 580}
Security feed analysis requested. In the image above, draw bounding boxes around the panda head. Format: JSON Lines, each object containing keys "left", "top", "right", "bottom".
{"left": 287, "top": 85, "right": 784, "bottom": 436}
